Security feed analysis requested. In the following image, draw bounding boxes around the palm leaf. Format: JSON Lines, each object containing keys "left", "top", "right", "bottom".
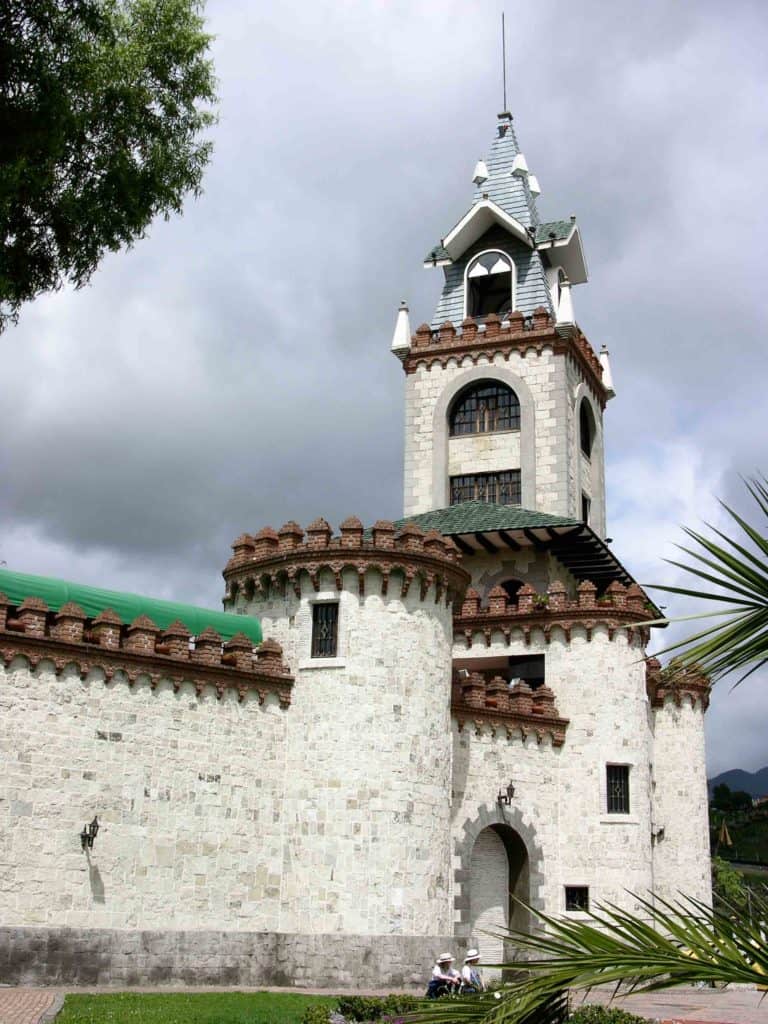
{"left": 649, "top": 475, "right": 768, "bottom": 682}
{"left": 411, "top": 890, "right": 768, "bottom": 1024}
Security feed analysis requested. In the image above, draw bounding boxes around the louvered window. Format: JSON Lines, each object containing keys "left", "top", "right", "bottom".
{"left": 311, "top": 603, "right": 338, "bottom": 658}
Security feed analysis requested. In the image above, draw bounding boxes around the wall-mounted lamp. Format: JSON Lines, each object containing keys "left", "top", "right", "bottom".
{"left": 497, "top": 781, "right": 515, "bottom": 806}
{"left": 80, "top": 816, "right": 99, "bottom": 851}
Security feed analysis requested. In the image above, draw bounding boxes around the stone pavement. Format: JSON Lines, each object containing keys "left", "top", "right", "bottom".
{"left": 0, "top": 989, "right": 60, "bottom": 1024}
{"left": 0, "top": 984, "right": 764, "bottom": 1024}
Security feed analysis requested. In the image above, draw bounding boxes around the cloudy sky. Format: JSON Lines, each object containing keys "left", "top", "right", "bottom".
{"left": 2, "top": 0, "right": 766, "bottom": 777}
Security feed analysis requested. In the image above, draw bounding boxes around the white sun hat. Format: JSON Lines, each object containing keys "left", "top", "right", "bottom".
{"left": 464, "top": 948, "right": 480, "bottom": 961}
{"left": 437, "top": 953, "right": 454, "bottom": 963}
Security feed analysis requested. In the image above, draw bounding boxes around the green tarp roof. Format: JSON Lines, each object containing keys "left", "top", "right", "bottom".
{"left": 396, "top": 501, "right": 581, "bottom": 535}
{"left": 0, "top": 567, "right": 262, "bottom": 644}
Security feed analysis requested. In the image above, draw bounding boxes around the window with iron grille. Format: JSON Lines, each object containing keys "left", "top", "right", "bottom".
{"left": 449, "top": 470, "right": 521, "bottom": 506}
{"left": 449, "top": 382, "right": 520, "bottom": 436}
{"left": 606, "top": 764, "right": 630, "bottom": 814}
{"left": 311, "top": 602, "right": 338, "bottom": 658}
{"left": 565, "top": 886, "right": 589, "bottom": 912}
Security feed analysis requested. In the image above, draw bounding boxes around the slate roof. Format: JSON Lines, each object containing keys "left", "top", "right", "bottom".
{"left": 470, "top": 116, "right": 539, "bottom": 227}
{"left": 535, "top": 220, "right": 574, "bottom": 244}
{"left": 395, "top": 501, "right": 649, "bottom": 595}
{"left": 396, "top": 501, "right": 580, "bottom": 534}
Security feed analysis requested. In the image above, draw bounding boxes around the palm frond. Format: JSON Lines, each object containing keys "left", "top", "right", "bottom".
{"left": 649, "top": 475, "right": 768, "bottom": 682}
{"left": 411, "top": 890, "right": 768, "bottom": 1024}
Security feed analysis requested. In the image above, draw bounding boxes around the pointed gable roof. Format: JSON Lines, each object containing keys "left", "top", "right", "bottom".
{"left": 470, "top": 112, "right": 540, "bottom": 227}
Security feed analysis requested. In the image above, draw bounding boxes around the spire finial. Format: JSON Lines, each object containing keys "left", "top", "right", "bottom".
{"left": 501, "top": 12, "right": 507, "bottom": 113}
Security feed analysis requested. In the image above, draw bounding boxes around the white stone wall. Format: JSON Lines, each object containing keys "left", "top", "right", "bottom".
{"left": 451, "top": 626, "right": 656, "bottom": 924}
{"left": 459, "top": 549, "right": 577, "bottom": 598}
{"left": 403, "top": 349, "right": 568, "bottom": 516}
{"left": 0, "top": 661, "right": 288, "bottom": 931}
{"left": 235, "top": 566, "right": 456, "bottom": 936}
{"left": 468, "top": 828, "right": 508, "bottom": 979}
{"left": 651, "top": 697, "right": 712, "bottom": 905}
{"left": 447, "top": 432, "right": 521, "bottom": 480}
{"left": 568, "top": 363, "right": 606, "bottom": 537}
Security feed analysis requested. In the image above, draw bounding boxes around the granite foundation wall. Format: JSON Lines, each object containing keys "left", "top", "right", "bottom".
{"left": 0, "top": 927, "right": 467, "bottom": 988}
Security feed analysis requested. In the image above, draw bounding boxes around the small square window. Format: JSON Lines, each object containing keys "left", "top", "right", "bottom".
{"left": 311, "top": 602, "right": 338, "bottom": 658}
{"left": 565, "top": 886, "right": 589, "bottom": 912}
{"left": 607, "top": 764, "right": 630, "bottom": 814}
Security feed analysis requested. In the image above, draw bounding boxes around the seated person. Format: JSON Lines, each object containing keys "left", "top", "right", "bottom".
{"left": 461, "top": 949, "right": 485, "bottom": 993}
{"left": 426, "top": 953, "right": 461, "bottom": 998}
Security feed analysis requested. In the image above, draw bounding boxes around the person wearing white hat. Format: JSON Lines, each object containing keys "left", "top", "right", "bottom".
{"left": 461, "top": 948, "right": 485, "bottom": 993}
{"left": 426, "top": 952, "right": 461, "bottom": 998}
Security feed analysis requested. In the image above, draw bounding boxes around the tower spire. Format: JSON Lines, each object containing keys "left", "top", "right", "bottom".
{"left": 501, "top": 12, "right": 508, "bottom": 113}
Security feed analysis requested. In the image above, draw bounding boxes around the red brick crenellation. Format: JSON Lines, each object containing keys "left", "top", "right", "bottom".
{"left": 401, "top": 310, "right": 606, "bottom": 406}
{"left": 0, "top": 594, "right": 293, "bottom": 706}
{"left": 645, "top": 657, "right": 710, "bottom": 711}
{"left": 455, "top": 579, "right": 651, "bottom": 648}
{"left": 451, "top": 670, "right": 569, "bottom": 746}
{"left": 223, "top": 519, "right": 471, "bottom": 605}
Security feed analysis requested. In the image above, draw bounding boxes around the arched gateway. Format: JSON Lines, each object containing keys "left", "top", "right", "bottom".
{"left": 469, "top": 825, "right": 529, "bottom": 977}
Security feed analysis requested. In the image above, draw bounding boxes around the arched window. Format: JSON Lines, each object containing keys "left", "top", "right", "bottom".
{"left": 579, "top": 399, "right": 595, "bottom": 458}
{"left": 449, "top": 380, "right": 520, "bottom": 436}
{"left": 465, "top": 250, "right": 514, "bottom": 318}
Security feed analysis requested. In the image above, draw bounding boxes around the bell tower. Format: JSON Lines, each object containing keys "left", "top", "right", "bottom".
{"left": 392, "top": 112, "right": 615, "bottom": 539}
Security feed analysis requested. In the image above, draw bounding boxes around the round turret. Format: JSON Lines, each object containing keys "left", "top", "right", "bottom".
{"left": 224, "top": 519, "right": 470, "bottom": 936}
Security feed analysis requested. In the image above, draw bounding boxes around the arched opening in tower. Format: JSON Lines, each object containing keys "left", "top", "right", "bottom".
{"left": 468, "top": 824, "right": 529, "bottom": 980}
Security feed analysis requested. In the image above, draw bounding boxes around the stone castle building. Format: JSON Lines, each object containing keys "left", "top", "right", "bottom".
{"left": 0, "top": 111, "right": 711, "bottom": 987}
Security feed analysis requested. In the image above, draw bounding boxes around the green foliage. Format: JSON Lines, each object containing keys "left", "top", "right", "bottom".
{"left": 712, "top": 855, "right": 747, "bottom": 905}
{"left": 712, "top": 783, "right": 753, "bottom": 814}
{"left": 301, "top": 1004, "right": 334, "bottom": 1024}
{"left": 336, "top": 994, "right": 419, "bottom": 1021}
{"left": 57, "top": 991, "right": 339, "bottom": 1024}
{"left": 568, "top": 1006, "right": 648, "bottom": 1024}
{"left": 651, "top": 475, "right": 768, "bottom": 685}
{"left": 0, "top": 0, "right": 217, "bottom": 330}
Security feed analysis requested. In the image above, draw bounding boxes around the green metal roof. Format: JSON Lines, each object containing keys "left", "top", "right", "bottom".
{"left": 535, "top": 220, "right": 574, "bottom": 244}
{"left": 0, "top": 568, "right": 262, "bottom": 644}
{"left": 397, "top": 501, "right": 581, "bottom": 535}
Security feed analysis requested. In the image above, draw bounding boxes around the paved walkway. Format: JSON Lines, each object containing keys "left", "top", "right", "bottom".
{"left": 0, "top": 989, "right": 59, "bottom": 1024}
{"left": 0, "top": 984, "right": 764, "bottom": 1024}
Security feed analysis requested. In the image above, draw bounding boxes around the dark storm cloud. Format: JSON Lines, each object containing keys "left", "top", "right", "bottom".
{"left": 1, "top": 0, "right": 766, "bottom": 774}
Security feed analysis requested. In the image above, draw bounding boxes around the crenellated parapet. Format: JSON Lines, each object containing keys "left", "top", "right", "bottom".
{"left": 646, "top": 657, "right": 711, "bottom": 712}
{"left": 454, "top": 579, "right": 651, "bottom": 648}
{"left": 400, "top": 310, "right": 606, "bottom": 403}
{"left": 0, "top": 593, "right": 293, "bottom": 705}
{"left": 223, "top": 517, "right": 471, "bottom": 605}
{"left": 452, "top": 671, "right": 568, "bottom": 746}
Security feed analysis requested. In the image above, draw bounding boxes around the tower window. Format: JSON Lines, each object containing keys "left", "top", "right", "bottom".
{"left": 565, "top": 886, "right": 589, "bottom": 912}
{"left": 580, "top": 400, "right": 595, "bottom": 458}
{"left": 449, "top": 381, "right": 520, "bottom": 436}
{"left": 311, "top": 602, "right": 339, "bottom": 658}
{"left": 606, "top": 764, "right": 630, "bottom": 814}
{"left": 466, "top": 250, "right": 514, "bottom": 318}
{"left": 450, "top": 470, "right": 521, "bottom": 506}
{"left": 581, "top": 492, "right": 591, "bottom": 524}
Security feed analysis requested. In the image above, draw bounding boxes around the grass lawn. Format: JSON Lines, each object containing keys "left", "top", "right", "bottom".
{"left": 56, "top": 991, "right": 339, "bottom": 1024}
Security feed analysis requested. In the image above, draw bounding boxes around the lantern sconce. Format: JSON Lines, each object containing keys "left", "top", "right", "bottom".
{"left": 497, "top": 781, "right": 515, "bottom": 806}
{"left": 80, "top": 816, "right": 100, "bottom": 852}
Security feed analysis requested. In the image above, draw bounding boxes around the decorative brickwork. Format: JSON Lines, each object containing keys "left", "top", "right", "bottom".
{"left": 224, "top": 519, "right": 471, "bottom": 605}
{"left": 646, "top": 657, "right": 711, "bottom": 711}
{"left": 454, "top": 579, "right": 651, "bottom": 648}
{"left": 400, "top": 311, "right": 606, "bottom": 406}
{"left": 0, "top": 593, "right": 292, "bottom": 705}
{"left": 452, "top": 672, "right": 569, "bottom": 746}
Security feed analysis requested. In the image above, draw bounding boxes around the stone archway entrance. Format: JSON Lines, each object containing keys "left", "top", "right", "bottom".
{"left": 468, "top": 824, "right": 529, "bottom": 978}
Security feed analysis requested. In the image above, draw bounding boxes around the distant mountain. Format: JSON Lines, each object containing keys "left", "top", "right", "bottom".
{"left": 708, "top": 765, "right": 768, "bottom": 798}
